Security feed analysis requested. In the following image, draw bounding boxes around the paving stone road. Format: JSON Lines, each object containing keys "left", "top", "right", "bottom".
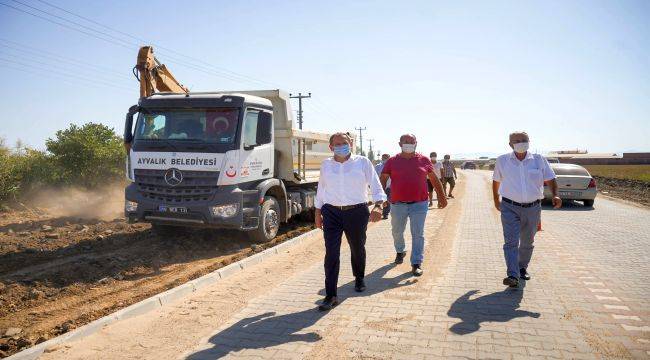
{"left": 43, "top": 170, "right": 650, "bottom": 359}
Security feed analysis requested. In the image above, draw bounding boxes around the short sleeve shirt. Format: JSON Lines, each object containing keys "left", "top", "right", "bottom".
{"left": 493, "top": 152, "right": 556, "bottom": 203}
{"left": 432, "top": 162, "right": 443, "bottom": 178}
{"left": 382, "top": 153, "right": 433, "bottom": 203}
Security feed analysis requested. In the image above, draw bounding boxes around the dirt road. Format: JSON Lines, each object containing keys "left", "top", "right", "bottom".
{"left": 0, "top": 210, "right": 313, "bottom": 358}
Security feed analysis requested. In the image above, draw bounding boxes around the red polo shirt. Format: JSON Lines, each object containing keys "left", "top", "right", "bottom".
{"left": 382, "top": 153, "right": 434, "bottom": 203}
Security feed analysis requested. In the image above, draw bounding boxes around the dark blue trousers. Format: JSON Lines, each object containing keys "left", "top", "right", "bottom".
{"left": 322, "top": 204, "right": 370, "bottom": 297}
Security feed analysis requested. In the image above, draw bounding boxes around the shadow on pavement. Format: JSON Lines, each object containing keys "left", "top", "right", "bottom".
{"left": 187, "top": 263, "right": 415, "bottom": 359}
{"left": 447, "top": 282, "right": 540, "bottom": 335}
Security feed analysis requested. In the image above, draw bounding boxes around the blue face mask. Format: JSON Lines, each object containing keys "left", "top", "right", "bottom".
{"left": 333, "top": 144, "right": 351, "bottom": 157}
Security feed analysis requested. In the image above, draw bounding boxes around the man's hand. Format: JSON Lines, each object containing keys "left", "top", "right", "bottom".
{"left": 438, "top": 196, "right": 448, "bottom": 209}
{"left": 494, "top": 199, "right": 501, "bottom": 212}
{"left": 315, "top": 209, "right": 323, "bottom": 229}
{"left": 369, "top": 207, "right": 382, "bottom": 222}
{"left": 552, "top": 196, "right": 562, "bottom": 209}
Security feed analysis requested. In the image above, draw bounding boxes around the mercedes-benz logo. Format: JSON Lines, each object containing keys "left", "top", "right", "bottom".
{"left": 164, "top": 168, "right": 183, "bottom": 186}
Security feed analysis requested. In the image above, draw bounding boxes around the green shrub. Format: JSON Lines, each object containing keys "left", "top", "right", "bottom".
{"left": 46, "top": 123, "right": 125, "bottom": 188}
{"left": 0, "top": 123, "right": 125, "bottom": 205}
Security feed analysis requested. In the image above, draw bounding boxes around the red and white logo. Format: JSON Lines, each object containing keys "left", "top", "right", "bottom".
{"left": 225, "top": 165, "right": 237, "bottom": 178}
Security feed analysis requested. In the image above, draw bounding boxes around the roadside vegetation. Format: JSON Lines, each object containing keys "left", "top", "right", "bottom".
{"left": 0, "top": 123, "right": 125, "bottom": 207}
{"left": 583, "top": 165, "right": 650, "bottom": 183}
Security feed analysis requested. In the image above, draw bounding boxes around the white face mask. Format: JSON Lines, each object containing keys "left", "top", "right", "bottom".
{"left": 401, "top": 143, "right": 416, "bottom": 153}
{"left": 513, "top": 142, "right": 529, "bottom": 154}
{"left": 430, "top": 157, "right": 437, "bottom": 161}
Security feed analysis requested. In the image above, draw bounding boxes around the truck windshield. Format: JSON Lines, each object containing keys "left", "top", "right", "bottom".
{"left": 134, "top": 108, "right": 240, "bottom": 144}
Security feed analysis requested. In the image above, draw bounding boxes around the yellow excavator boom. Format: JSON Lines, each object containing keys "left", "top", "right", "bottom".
{"left": 134, "top": 46, "right": 188, "bottom": 98}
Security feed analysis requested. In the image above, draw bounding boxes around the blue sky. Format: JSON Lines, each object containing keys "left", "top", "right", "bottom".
{"left": 0, "top": 0, "right": 648, "bottom": 157}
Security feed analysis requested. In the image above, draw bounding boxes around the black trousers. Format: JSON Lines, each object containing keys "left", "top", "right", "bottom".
{"left": 322, "top": 204, "right": 370, "bottom": 297}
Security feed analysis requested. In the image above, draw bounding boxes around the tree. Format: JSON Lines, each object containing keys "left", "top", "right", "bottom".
{"left": 45, "top": 123, "right": 125, "bottom": 188}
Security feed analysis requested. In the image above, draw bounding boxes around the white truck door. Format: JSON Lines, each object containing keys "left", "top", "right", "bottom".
{"left": 240, "top": 109, "right": 273, "bottom": 182}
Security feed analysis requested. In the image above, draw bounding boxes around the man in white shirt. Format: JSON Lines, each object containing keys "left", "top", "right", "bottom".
{"left": 375, "top": 153, "right": 392, "bottom": 219}
{"left": 428, "top": 152, "right": 443, "bottom": 207}
{"left": 492, "top": 132, "right": 562, "bottom": 288}
{"left": 315, "top": 132, "right": 386, "bottom": 311}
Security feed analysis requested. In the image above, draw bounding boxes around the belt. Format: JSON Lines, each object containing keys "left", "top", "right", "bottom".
{"left": 502, "top": 197, "right": 540, "bottom": 208}
{"left": 327, "top": 203, "right": 366, "bottom": 211}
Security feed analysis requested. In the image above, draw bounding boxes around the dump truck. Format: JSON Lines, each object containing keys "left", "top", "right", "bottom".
{"left": 123, "top": 47, "right": 336, "bottom": 242}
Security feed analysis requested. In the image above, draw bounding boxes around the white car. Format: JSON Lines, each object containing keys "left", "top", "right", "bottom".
{"left": 544, "top": 163, "right": 597, "bottom": 207}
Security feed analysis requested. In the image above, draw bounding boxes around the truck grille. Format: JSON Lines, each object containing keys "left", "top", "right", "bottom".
{"left": 134, "top": 169, "right": 220, "bottom": 203}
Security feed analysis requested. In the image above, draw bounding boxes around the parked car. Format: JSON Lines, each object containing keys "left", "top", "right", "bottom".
{"left": 546, "top": 157, "right": 560, "bottom": 163}
{"left": 544, "top": 163, "right": 597, "bottom": 207}
{"left": 461, "top": 161, "right": 477, "bottom": 170}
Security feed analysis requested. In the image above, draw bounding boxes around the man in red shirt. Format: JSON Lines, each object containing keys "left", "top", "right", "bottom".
{"left": 381, "top": 134, "right": 447, "bottom": 276}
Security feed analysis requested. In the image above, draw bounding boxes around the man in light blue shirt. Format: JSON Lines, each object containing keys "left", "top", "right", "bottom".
{"left": 374, "top": 153, "right": 391, "bottom": 219}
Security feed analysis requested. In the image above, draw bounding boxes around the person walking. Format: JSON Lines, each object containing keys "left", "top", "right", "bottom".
{"left": 375, "top": 153, "right": 392, "bottom": 219}
{"left": 381, "top": 134, "right": 447, "bottom": 277}
{"left": 315, "top": 132, "right": 386, "bottom": 311}
{"left": 492, "top": 131, "right": 561, "bottom": 288}
{"left": 428, "top": 152, "right": 443, "bottom": 207}
{"left": 441, "top": 154, "right": 457, "bottom": 198}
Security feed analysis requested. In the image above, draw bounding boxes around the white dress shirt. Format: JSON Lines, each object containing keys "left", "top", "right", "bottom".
{"left": 432, "top": 162, "right": 443, "bottom": 178}
{"left": 493, "top": 151, "right": 556, "bottom": 204}
{"left": 315, "top": 155, "right": 386, "bottom": 209}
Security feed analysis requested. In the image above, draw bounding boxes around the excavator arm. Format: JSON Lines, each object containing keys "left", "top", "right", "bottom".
{"left": 134, "top": 46, "right": 188, "bottom": 98}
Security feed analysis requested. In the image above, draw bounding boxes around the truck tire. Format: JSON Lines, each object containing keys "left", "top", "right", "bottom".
{"left": 583, "top": 199, "right": 594, "bottom": 207}
{"left": 247, "top": 196, "right": 280, "bottom": 243}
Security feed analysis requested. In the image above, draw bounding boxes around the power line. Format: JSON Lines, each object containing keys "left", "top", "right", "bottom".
{"left": 0, "top": 57, "right": 133, "bottom": 90}
{"left": 35, "top": 0, "right": 280, "bottom": 88}
{"left": 0, "top": 62, "right": 133, "bottom": 92}
{"left": 0, "top": 49, "right": 132, "bottom": 85}
{"left": 0, "top": 1, "right": 134, "bottom": 50}
{"left": 0, "top": 38, "right": 132, "bottom": 81}
{"left": 0, "top": 1, "right": 269, "bottom": 87}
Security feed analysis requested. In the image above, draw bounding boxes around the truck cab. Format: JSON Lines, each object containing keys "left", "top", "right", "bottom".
{"left": 123, "top": 90, "right": 329, "bottom": 242}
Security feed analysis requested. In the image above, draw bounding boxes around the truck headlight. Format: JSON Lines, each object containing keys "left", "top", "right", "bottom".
{"left": 125, "top": 200, "right": 138, "bottom": 212}
{"left": 210, "top": 204, "right": 238, "bottom": 218}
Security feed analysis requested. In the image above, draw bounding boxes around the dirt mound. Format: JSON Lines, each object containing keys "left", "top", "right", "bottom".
{"left": 0, "top": 208, "right": 313, "bottom": 358}
{"left": 594, "top": 176, "right": 650, "bottom": 206}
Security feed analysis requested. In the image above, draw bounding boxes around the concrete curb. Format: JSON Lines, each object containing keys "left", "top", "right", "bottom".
{"left": 6, "top": 228, "right": 320, "bottom": 360}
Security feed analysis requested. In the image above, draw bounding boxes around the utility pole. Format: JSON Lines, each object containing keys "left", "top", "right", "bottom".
{"left": 368, "top": 139, "right": 375, "bottom": 161}
{"left": 289, "top": 92, "right": 311, "bottom": 130}
{"left": 290, "top": 92, "right": 311, "bottom": 180}
{"left": 355, "top": 126, "right": 366, "bottom": 155}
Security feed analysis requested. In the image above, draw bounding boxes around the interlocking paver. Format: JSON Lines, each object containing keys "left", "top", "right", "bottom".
{"left": 181, "top": 170, "right": 649, "bottom": 359}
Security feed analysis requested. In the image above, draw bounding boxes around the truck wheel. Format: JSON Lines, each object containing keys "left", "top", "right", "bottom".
{"left": 248, "top": 196, "right": 280, "bottom": 243}
{"left": 583, "top": 199, "right": 594, "bottom": 207}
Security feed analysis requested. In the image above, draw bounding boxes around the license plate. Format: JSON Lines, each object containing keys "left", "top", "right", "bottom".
{"left": 559, "top": 191, "right": 581, "bottom": 197}
{"left": 158, "top": 205, "right": 188, "bottom": 213}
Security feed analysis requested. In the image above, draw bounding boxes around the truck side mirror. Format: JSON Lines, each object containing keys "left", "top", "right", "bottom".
{"left": 123, "top": 105, "right": 139, "bottom": 151}
{"left": 256, "top": 111, "right": 272, "bottom": 145}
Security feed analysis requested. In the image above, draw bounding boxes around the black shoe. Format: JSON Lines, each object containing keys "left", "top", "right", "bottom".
{"left": 382, "top": 215, "right": 388, "bottom": 220}
{"left": 503, "top": 276, "right": 519, "bottom": 288}
{"left": 520, "top": 268, "right": 530, "bottom": 280}
{"left": 355, "top": 279, "right": 366, "bottom": 292}
{"left": 318, "top": 296, "right": 338, "bottom": 311}
{"left": 412, "top": 264, "right": 423, "bottom": 277}
{"left": 394, "top": 252, "right": 406, "bottom": 264}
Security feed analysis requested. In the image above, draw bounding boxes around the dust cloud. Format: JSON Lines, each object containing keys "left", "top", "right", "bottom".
{"left": 24, "top": 183, "right": 125, "bottom": 221}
